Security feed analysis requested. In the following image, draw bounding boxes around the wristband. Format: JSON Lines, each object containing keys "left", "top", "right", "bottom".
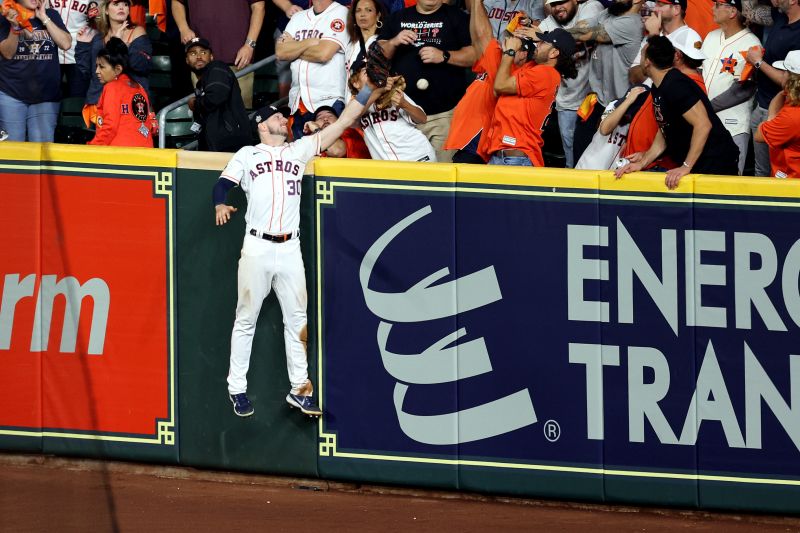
{"left": 11, "top": 26, "right": 22, "bottom": 33}
{"left": 355, "top": 85, "right": 373, "bottom": 106}
{"left": 754, "top": 60, "right": 762, "bottom": 70}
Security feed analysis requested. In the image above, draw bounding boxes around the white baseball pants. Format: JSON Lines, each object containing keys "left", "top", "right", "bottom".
{"left": 227, "top": 234, "right": 309, "bottom": 395}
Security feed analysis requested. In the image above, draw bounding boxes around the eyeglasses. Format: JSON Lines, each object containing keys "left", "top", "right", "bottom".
{"left": 187, "top": 49, "right": 210, "bottom": 58}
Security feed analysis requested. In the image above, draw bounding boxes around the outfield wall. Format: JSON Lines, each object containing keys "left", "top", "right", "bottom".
{"left": 1, "top": 143, "right": 800, "bottom": 513}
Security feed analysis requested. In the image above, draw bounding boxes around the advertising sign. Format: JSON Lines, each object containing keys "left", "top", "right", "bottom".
{"left": 0, "top": 146, "right": 176, "bottom": 450}
{"left": 315, "top": 161, "right": 800, "bottom": 506}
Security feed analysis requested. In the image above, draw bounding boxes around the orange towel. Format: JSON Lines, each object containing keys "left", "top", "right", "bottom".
{"left": 740, "top": 47, "right": 765, "bottom": 83}
{"left": 1, "top": 0, "right": 34, "bottom": 33}
{"left": 577, "top": 93, "right": 597, "bottom": 122}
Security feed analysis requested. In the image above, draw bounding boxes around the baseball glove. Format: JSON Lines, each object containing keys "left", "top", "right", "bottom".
{"left": 365, "top": 40, "right": 392, "bottom": 88}
{"left": 376, "top": 76, "right": 407, "bottom": 110}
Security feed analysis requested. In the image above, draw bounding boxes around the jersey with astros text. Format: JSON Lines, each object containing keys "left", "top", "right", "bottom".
{"left": 220, "top": 135, "right": 322, "bottom": 234}
{"left": 50, "top": 0, "right": 94, "bottom": 64}
{"left": 284, "top": 1, "right": 351, "bottom": 114}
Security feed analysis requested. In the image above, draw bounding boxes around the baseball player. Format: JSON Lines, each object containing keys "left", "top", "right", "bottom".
{"left": 213, "top": 84, "right": 378, "bottom": 418}
{"left": 276, "top": 0, "right": 351, "bottom": 139}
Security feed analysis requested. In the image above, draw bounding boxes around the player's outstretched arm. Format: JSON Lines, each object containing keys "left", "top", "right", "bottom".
{"left": 215, "top": 204, "right": 238, "bottom": 226}
{"left": 212, "top": 176, "right": 238, "bottom": 225}
{"left": 317, "top": 86, "right": 375, "bottom": 151}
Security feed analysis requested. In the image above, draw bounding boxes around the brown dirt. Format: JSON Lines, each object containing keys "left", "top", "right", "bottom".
{"left": 1, "top": 454, "right": 799, "bottom": 533}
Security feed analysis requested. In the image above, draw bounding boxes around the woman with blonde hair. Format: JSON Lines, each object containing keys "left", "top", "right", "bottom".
{"left": 755, "top": 51, "right": 800, "bottom": 179}
{"left": 75, "top": 0, "right": 151, "bottom": 127}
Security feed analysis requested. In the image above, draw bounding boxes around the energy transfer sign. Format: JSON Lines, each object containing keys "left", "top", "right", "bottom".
{"left": 314, "top": 160, "right": 800, "bottom": 501}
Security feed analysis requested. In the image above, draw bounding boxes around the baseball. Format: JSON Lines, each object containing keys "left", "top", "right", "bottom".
{"left": 416, "top": 78, "right": 429, "bottom": 90}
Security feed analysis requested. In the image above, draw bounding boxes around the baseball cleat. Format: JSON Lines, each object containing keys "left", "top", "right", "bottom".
{"left": 230, "top": 393, "right": 254, "bottom": 417}
{"left": 286, "top": 393, "right": 322, "bottom": 417}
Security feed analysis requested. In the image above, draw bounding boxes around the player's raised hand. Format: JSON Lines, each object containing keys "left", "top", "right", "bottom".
{"left": 215, "top": 204, "right": 238, "bottom": 226}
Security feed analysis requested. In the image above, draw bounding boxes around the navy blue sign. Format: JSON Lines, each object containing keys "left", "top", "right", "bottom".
{"left": 318, "top": 177, "right": 800, "bottom": 485}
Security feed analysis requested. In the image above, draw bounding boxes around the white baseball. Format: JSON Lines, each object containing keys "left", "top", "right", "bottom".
{"left": 416, "top": 78, "right": 429, "bottom": 90}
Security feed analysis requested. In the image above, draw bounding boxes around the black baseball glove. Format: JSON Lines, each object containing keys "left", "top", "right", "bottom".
{"left": 365, "top": 40, "right": 392, "bottom": 88}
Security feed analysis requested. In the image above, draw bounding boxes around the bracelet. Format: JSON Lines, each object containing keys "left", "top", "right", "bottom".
{"left": 42, "top": 17, "right": 51, "bottom": 26}
{"left": 11, "top": 25, "right": 22, "bottom": 34}
{"left": 682, "top": 161, "right": 692, "bottom": 169}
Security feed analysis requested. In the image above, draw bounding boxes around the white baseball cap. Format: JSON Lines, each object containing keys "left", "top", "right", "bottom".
{"left": 667, "top": 27, "right": 706, "bottom": 61}
{"left": 774, "top": 50, "right": 800, "bottom": 74}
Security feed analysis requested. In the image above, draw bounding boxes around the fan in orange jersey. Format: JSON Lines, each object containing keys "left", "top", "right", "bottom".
{"left": 88, "top": 37, "right": 156, "bottom": 147}
{"left": 755, "top": 51, "right": 800, "bottom": 179}
{"left": 442, "top": 0, "right": 530, "bottom": 164}
{"left": 484, "top": 28, "right": 578, "bottom": 166}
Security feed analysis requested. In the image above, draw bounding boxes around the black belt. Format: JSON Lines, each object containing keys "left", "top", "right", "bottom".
{"left": 249, "top": 229, "right": 297, "bottom": 242}
{"left": 496, "top": 149, "right": 527, "bottom": 157}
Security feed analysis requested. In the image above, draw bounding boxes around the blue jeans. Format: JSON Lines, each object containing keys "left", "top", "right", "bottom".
{"left": 557, "top": 109, "right": 578, "bottom": 168}
{"left": 0, "top": 90, "right": 59, "bottom": 142}
{"left": 488, "top": 153, "right": 533, "bottom": 166}
{"left": 750, "top": 105, "right": 770, "bottom": 177}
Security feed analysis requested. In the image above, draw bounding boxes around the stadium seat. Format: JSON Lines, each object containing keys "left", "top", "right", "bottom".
{"left": 252, "top": 61, "right": 279, "bottom": 110}
{"left": 163, "top": 104, "right": 197, "bottom": 149}
{"left": 55, "top": 96, "right": 94, "bottom": 144}
{"left": 150, "top": 55, "right": 173, "bottom": 111}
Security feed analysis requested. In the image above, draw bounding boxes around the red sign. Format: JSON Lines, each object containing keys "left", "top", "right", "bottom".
{"left": 0, "top": 170, "right": 170, "bottom": 437}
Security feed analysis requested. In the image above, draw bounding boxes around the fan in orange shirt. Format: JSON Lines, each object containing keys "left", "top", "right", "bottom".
{"left": 443, "top": 0, "right": 530, "bottom": 164}
{"left": 88, "top": 37, "right": 156, "bottom": 147}
{"left": 484, "top": 29, "right": 577, "bottom": 166}
{"left": 755, "top": 52, "right": 800, "bottom": 179}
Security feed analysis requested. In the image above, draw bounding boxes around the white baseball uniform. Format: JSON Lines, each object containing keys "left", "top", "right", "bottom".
{"left": 49, "top": 0, "right": 94, "bottom": 64}
{"left": 575, "top": 101, "right": 629, "bottom": 170}
{"left": 358, "top": 95, "right": 437, "bottom": 162}
{"left": 284, "top": 2, "right": 351, "bottom": 114}
{"left": 344, "top": 34, "right": 376, "bottom": 92}
{"left": 701, "top": 28, "right": 761, "bottom": 138}
{"left": 483, "top": 0, "right": 544, "bottom": 39}
{"left": 221, "top": 134, "right": 322, "bottom": 396}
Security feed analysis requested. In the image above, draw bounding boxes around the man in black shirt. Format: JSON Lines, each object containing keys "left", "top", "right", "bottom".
{"left": 186, "top": 37, "right": 252, "bottom": 152}
{"left": 379, "top": 0, "right": 476, "bottom": 162}
{"left": 615, "top": 36, "right": 738, "bottom": 188}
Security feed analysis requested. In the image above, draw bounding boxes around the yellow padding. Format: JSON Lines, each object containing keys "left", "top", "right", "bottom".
{"left": 43, "top": 144, "right": 178, "bottom": 168}
{"left": 0, "top": 141, "right": 42, "bottom": 162}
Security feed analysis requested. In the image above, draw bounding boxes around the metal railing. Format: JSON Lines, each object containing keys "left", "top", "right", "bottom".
{"left": 157, "top": 54, "right": 278, "bottom": 149}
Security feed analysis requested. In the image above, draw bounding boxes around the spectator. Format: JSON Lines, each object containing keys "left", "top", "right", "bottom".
{"left": 303, "top": 104, "right": 371, "bottom": 158}
{"left": 667, "top": 28, "right": 705, "bottom": 88}
{"left": 50, "top": 0, "right": 95, "bottom": 97}
{"left": 754, "top": 50, "right": 800, "bottom": 178}
{"left": 485, "top": 29, "right": 578, "bottom": 166}
{"left": 345, "top": 0, "right": 387, "bottom": 81}
{"left": 568, "top": 0, "right": 643, "bottom": 163}
{"left": 272, "top": 0, "right": 304, "bottom": 99}
{"left": 742, "top": 0, "right": 800, "bottom": 177}
{"left": 0, "top": 0, "right": 72, "bottom": 142}
{"left": 185, "top": 37, "right": 251, "bottom": 152}
{"left": 443, "top": 0, "right": 517, "bottom": 163}
{"left": 171, "top": 0, "right": 266, "bottom": 109}
{"left": 275, "top": 0, "right": 350, "bottom": 139}
{"left": 629, "top": 0, "right": 702, "bottom": 84}
{"left": 616, "top": 36, "right": 739, "bottom": 187}
{"left": 75, "top": 0, "right": 151, "bottom": 128}
{"left": 348, "top": 66, "right": 437, "bottom": 161}
{"left": 379, "top": 0, "right": 476, "bottom": 162}
{"left": 87, "top": 37, "right": 156, "bottom": 146}
{"left": 483, "top": 0, "right": 545, "bottom": 39}
{"left": 519, "top": 0, "right": 604, "bottom": 167}
{"left": 575, "top": 84, "right": 648, "bottom": 169}
{"left": 700, "top": 0, "right": 761, "bottom": 175}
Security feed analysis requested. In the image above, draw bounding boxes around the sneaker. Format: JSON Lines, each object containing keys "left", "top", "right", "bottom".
{"left": 0, "top": 130, "right": 8, "bottom": 142}
{"left": 286, "top": 393, "right": 322, "bottom": 417}
{"left": 229, "top": 393, "right": 254, "bottom": 417}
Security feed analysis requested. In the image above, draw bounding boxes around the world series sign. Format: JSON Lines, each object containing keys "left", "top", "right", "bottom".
{"left": 313, "top": 160, "right": 800, "bottom": 510}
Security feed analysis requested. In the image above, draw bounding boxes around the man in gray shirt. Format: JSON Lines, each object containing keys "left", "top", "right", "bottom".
{"left": 518, "top": 0, "right": 605, "bottom": 167}
{"left": 568, "top": 0, "right": 644, "bottom": 162}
